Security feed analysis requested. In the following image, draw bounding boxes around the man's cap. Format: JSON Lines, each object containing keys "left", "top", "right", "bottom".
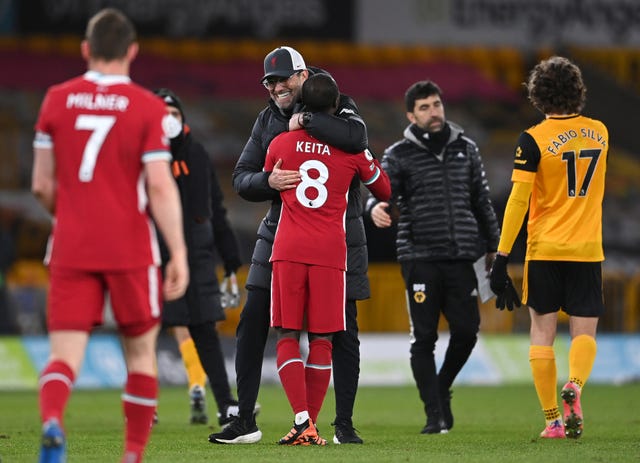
{"left": 153, "top": 87, "right": 185, "bottom": 121}
{"left": 262, "top": 46, "right": 306, "bottom": 82}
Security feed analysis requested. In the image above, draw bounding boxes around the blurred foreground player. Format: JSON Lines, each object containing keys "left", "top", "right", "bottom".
{"left": 32, "top": 8, "right": 188, "bottom": 463}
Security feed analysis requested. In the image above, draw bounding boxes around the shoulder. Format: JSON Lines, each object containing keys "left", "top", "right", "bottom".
{"left": 129, "top": 83, "right": 164, "bottom": 107}
{"left": 385, "top": 139, "right": 412, "bottom": 156}
{"left": 43, "top": 75, "right": 85, "bottom": 100}
{"left": 336, "top": 94, "right": 360, "bottom": 117}
{"left": 579, "top": 115, "right": 609, "bottom": 135}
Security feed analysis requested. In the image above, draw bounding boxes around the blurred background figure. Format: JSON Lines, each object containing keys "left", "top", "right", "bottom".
{"left": 367, "top": 80, "right": 500, "bottom": 434}
{"left": 153, "top": 87, "right": 245, "bottom": 428}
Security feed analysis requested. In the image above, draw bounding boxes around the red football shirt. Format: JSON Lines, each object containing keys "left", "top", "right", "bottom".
{"left": 266, "top": 131, "right": 390, "bottom": 270}
{"left": 34, "top": 71, "right": 171, "bottom": 270}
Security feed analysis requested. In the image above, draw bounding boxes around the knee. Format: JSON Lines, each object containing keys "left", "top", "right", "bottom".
{"left": 449, "top": 330, "right": 478, "bottom": 349}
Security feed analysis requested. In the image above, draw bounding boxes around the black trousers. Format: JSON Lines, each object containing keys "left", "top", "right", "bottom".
{"left": 188, "top": 322, "right": 234, "bottom": 411}
{"left": 400, "top": 260, "right": 479, "bottom": 415}
{"left": 235, "top": 287, "right": 360, "bottom": 425}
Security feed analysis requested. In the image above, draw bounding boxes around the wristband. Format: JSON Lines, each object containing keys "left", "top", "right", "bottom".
{"left": 300, "top": 112, "right": 312, "bottom": 127}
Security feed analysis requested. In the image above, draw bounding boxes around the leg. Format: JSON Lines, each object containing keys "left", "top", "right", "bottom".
{"left": 529, "top": 309, "right": 565, "bottom": 437}
{"left": 235, "top": 287, "right": 271, "bottom": 418}
{"left": 39, "top": 266, "right": 104, "bottom": 463}
{"left": 120, "top": 324, "right": 160, "bottom": 462}
{"left": 189, "top": 322, "right": 236, "bottom": 424}
{"left": 208, "top": 287, "right": 269, "bottom": 444}
{"left": 276, "top": 330, "right": 306, "bottom": 421}
{"left": 171, "top": 326, "right": 209, "bottom": 424}
{"left": 332, "top": 300, "right": 360, "bottom": 423}
{"left": 39, "top": 330, "right": 87, "bottom": 463}
{"left": 173, "top": 326, "right": 207, "bottom": 391}
{"left": 331, "top": 299, "right": 363, "bottom": 443}
{"left": 561, "top": 316, "right": 598, "bottom": 439}
{"left": 306, "top": 333, "right": 333, "bottom": 424}
{"left": 276, "top": 329, "right": 327, "bottom": 447}
{"left": 438, "top": 262, "right": 479, "bottom": 430}
{"left": 401, "top": 261, "right": 446, "bottom": 434}
{"left": 40, "top": 330, "right": 88, "bottom": 423}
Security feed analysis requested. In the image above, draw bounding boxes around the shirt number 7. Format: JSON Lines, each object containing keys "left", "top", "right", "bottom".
{"left": 75, "top": 114, "right": 116, "bottom": 182}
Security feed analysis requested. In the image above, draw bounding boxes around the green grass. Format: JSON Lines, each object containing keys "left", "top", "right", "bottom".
{"left": 1, "top": 384, "right": 639, "bottom": 462}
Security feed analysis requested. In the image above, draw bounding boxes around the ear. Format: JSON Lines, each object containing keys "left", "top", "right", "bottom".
{"left": 127, "top": 42, "right": 139, "bottom": 63}
{"left": 80, "top": 40, "right": 90, "bottom": 61}
{"left": 406, "top": 111, "right": 417, "bottom": 124}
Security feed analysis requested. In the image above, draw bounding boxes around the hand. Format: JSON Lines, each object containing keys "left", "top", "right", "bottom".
{"left": 163, "top": 253, "right": 189, "bottom": 301}
{"left": 371, "top": 202, "right": 392, "bottom": 228}
{"left": 489, "top": 254, "right": 521, "bottom": 311}
{"left": 268, "top": 159, "right": 300, "bottom": 191}
{"left": 288, "top": 112, "right": 304, "bottom": 131}
{"left": 220, "top": 272, "right": 241, "bottom": 308}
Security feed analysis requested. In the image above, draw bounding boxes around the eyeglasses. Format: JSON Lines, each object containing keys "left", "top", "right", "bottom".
{"left": 261, "top": 71, "right": 302, "bottom": 90}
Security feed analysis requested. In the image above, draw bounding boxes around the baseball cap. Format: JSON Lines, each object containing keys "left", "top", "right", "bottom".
{"left": 261, "top": 46, "right": 306, "bottom": 82}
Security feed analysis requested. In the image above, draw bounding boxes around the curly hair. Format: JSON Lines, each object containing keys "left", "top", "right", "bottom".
{"left": 526, "top": 56, "right": 586, "bottom": 115}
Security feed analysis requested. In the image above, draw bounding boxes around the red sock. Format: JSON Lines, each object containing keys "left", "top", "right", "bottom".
{"left": 305, "top": 338, "right": 332, "bottom": 422}
{"left": 122, "top": 373, "right": 157, "bottom": 462}
{"left": 39, "top": 360, "right": 75, "bottom": 426}
{"left": 276, "top": 338, "right": 307, "bottom": 415}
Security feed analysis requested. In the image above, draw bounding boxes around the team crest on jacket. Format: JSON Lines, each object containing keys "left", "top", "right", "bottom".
{"left": 413, "top": 283, "right": 426, "bottom": 303}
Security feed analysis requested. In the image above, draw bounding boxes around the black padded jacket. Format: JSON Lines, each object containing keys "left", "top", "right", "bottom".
{"left": 232, "top": 67, "right": 371, "bottom": 300}
{"left": 366, "top": 122, "right": 500, "bottom": 262}
{"left": 161, "top": 130, "right": 242, "bottom": 324}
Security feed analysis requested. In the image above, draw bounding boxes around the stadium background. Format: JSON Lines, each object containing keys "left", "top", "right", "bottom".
{"left": 0, "top": 0, "right": 639, "bottom": 388}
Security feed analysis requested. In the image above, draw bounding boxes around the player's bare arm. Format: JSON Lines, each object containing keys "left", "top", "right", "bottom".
{"left": 31, "top": 147, "right": 57, "bottom": 214}
{"left": 145, "top": 159, "right": 189, "bottom": 300}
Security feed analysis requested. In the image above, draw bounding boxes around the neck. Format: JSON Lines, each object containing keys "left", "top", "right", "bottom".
{"left": 88, "top": 59, "right": 130, "bottom": 77}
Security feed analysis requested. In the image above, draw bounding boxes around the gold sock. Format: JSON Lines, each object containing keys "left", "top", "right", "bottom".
{"left": 179, "top": 337, "right": 206, "bottom": 390}
{"left": 529, "top": 345, "right": 560, "bottom": 423}
{"left": 568, "top": 334, "right": 597, "bottom": 390}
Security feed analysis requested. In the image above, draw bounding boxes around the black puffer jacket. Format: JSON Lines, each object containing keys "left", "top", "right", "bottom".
{"left": 232, "top": 68, "right": 370, "bottom": 300}
{"left": 367, "top": 122, "right": 499, "bottom": 262}
{"left": 161, "top": 129, "right": 242, "bottom": 324}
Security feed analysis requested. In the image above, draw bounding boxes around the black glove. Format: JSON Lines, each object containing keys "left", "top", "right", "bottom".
{"left": 489, "top": 254, "right": 522, "bottom": 311}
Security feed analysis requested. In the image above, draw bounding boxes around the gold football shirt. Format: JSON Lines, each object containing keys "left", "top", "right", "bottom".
{"left": 512, "top": 115, "right": 608, "bottom": 261}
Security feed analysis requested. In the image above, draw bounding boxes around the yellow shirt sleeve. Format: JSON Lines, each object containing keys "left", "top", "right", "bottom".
{"left": 497, "top": 181, "right": 533, "bottom": 254}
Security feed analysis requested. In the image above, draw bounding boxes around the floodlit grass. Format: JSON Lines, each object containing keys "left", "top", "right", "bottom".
{"left": 1, "top": 383, "right": 639, "bottom": 462}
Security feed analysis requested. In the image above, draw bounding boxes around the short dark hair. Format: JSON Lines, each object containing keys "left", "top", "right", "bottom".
{"left": 85, "top": 8, "right": 136, "bottom": 61}
{"left": 302, "top": 73, "right": 339, "bottom": 113}
{"left": 526, "top": 56, "right": 586, "bottom": 115}
{"left": 404, "top": 80, "right": 443, "bottom": 112}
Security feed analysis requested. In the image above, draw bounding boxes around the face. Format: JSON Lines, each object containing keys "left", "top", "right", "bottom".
{"left": 162, "top": 105, "right": 183, "bottom": 139}
{"left": 262, "top": 70, "right": 307, "bottom": 111}
{"left": 407, "top": 94, "right": 445, "bottom": 133}
{"left": 165, "top": 106, "right": 182, "bottom": 124}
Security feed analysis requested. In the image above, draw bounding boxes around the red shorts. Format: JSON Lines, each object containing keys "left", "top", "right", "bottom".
{"left": 270, "top": 261, "right": 345, "bottom": 334}
{"left": 47, "top": 265, "right": 162, "bottom": 336}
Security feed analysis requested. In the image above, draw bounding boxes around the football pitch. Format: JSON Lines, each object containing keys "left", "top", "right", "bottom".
{"left": 1, "top": 383, "right": 638, "bottom": 462}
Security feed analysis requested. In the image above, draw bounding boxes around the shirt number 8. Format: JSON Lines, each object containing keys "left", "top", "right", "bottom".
{"left": 296, "top": 159, "right": 328, "bottom": 209}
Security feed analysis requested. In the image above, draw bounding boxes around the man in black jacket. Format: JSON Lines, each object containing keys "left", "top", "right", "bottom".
{"left": 367, "top": 80, "right": 500, "bottom": 434}
{"left": 209, "top": 46, "right": 368, "bottom": 445}
{"left": 154, "top": 88, "right": 244, "bottom": 428}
